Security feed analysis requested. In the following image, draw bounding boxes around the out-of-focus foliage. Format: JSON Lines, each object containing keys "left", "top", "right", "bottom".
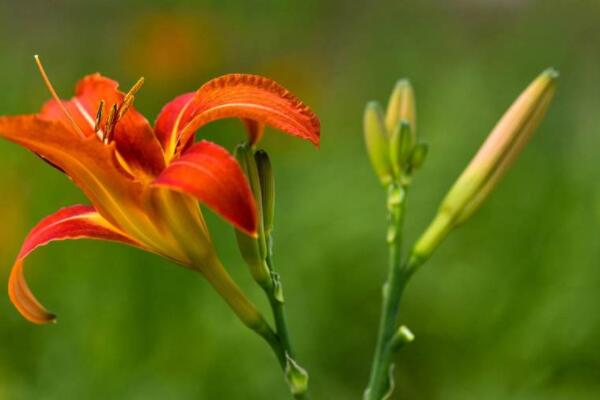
{"left": 0, "top": 0, "right": 599, "bottom": 398}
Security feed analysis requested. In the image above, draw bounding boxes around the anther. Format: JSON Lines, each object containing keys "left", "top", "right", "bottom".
{"left": 124, "top": 77, "right": 145, "bottom": 101}
{"left": 118, "top": 96, "right": 134, "bottom": 121}
{"left": 104, "top": 103, "right": 118, "bottom": 144}
{"left": 94, "top": 100, "right": 105, "bottom": 133}
{"left": 117, "top": 77, "right": 144, "bottom": 121}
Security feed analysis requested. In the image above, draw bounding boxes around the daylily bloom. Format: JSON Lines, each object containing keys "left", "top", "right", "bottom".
{"left": 0, "top": 57, "right": 320, "bottom": 333}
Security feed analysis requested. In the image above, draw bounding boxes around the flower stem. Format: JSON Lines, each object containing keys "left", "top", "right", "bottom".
{"left": 364, "top": 184, "right": 413, "bottom": 400}
{"left": 264, "top": 233, "right": 310, "bottom": 400}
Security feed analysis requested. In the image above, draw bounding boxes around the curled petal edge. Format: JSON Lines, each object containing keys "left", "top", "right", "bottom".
{"left": 9, "top": 205, "right": 140, "bottom": 324}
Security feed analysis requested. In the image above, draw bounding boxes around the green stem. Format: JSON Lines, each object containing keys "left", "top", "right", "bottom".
{"left": 264, "top": 233, "right": 310, "bottom": 400}
{"left": 365, "top": 184, "right": 413, "bottom": 400}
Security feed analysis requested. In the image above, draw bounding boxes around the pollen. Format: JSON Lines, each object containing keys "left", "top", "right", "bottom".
{"left": 124, "top": 77, "right": 145, "bottom": 101}
{"left": 94, "top": 99, "right": 105, "bottom": 133}
{"left": 97, "top": 77, "right": 145, "bottom": 145}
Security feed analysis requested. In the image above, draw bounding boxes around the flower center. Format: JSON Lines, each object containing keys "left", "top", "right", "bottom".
{"left": 93, "top": 77, "right": 145, "bottom": 144}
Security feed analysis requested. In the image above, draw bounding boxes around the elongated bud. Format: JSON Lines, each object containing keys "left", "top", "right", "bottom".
{"left": 389, "top": 120, "right": 412, "bottom": 175}
{"left": 385, "top": 79, "right": 416, "bottom": 141}
{"left": 364, "top": 101, "right": 392, "bottom": 185}
{"left": 234, "top": 145, "right": 271, "bottom": 288}
{"left": 255, "top": 150, "right": 275, "bottom": 235}
{"left": 411, "top": 69, "right": 558, "bottom": 263}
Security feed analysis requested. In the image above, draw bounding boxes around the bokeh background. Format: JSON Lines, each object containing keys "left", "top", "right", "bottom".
{"left": 0, "top": 0, "right": 599, "bottom": 398}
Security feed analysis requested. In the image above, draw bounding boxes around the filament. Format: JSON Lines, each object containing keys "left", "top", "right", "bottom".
{"left": 34, "top": 55, "right": 85, "bottom": 138}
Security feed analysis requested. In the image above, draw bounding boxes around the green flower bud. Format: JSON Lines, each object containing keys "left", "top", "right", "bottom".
{"left": 389, "top": 120, "right": 413, "bottom": 175}
{"left": 234, "top": 144, "right": 271, "bottom": 288}
{"left": 408, "top": 142, "right": 428, "bottom": 171}
{"left": 364, "top": 101, "right": 393, "bottom": 185}
{"left": 255, "top": 150, "right": 275, "bottom": 235}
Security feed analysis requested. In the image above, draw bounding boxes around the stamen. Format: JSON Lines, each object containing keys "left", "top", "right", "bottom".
{"left": 124, "top": 77, "right": 145, "bottom": 102}
{"left": 116, "top": 77, "right": 144, "bottom": 122}
{"left": 118, "top": 96, "right": 134, "bottom": 121}
{"left": 104, "top": 103, "right": 118, "bottom": 144}
{"left": 94, "top": 100, "right": 105, "bottom": 133}
{"left": 34, "top": 55, "right": 85, "bottom": 138}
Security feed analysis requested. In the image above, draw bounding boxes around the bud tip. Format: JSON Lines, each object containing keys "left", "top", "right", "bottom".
{"left": 543, "top": 67, "right": 559, "bottom": 80}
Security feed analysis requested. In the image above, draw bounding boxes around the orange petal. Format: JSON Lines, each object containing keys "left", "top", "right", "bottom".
{"left": 41, "top": 73, "right": 165, "bottom": 178}
{"left": 9, "top": 205, "right": 140, "bottom": 324}
{"left": 0, "top": 115, "right": 145, "bottom": 228}
{"left": 152, "top": 140, "right": 258, "bottom": 236}
{"left": 154, "top": 74, "right": 321, "bottom": 161}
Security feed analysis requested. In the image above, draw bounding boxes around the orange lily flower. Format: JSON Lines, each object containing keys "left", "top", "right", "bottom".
{"left": 0, "top": 57, "right": 320, "bottom": 332}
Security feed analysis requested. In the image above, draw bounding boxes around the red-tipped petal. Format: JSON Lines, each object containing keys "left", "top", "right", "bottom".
{"left": 152, "top": 140, "right": 258, "bottom": 236}
{"left": 9, "top": 205, "right": 140, "bottom": 324}
{"left": 154, "top": 74, "right": 321, "bottom": 160}
{"left": 41, "top": 73, "right": 165, "bottom": 178}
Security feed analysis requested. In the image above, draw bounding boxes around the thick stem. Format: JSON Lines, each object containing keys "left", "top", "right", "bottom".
{"left": 365, "top": 185, "right": 412, "bottom": 400}
{"left": 200, "top": 255, "right": 280, "bottom": 350}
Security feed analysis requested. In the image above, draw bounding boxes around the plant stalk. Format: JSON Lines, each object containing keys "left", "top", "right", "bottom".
{"left": 264, "top": 233, "right": 309, "bottom": 400}
{"left": 364, "top": 184, "right": 412, "bottom": 400}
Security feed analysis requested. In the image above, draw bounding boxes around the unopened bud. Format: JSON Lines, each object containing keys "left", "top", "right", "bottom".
{"left": 364, "top": 101, "right": 392, "bottom": 185}
{"left": 389, "top": 120, "right": 413, "bottom": 175}
{"left": 234, "top": 144, "right": 271, "bottom": 287}
{"left": 235, "top": 144, "right": 267, "bottom": 256}
{"left": 385, "top": 79, "right": 416, "bottom": 141}
{"left": 411, "top": 69, "right": 558, "bottom": 263}
{"left": 255, "top": 150, "right": 275, "bottom": 235}
{"left": 408, "top": 142, "right": 428, "bottom": 171}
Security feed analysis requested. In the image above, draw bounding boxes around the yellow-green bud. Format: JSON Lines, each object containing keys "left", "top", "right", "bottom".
{"left": 255, "top": 150, "right": 275, "bottom": 235}
{"left": 364, "top": 101, "right": 392, "bottom": 185}
{"left": 412, "top": 68, "right": 558, "bottom": 262}
{"left": 385, "top": 79, "right": 416, "bottom": 141}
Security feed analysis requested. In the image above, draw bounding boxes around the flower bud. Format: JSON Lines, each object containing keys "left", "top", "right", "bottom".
{"left": 411, "top": 69, "right": 558, "bottom": 262}
{"left": 408, "top": 142, "right": 428, "bottom": 172}
{"left": 234, "top": 144, "right": 271, "bottom": 288}
{"left": 385, "top": 79, "right": 416, "bottom": 141}
{"left": 364, "top": 101, "right": 392, "bottom": 185}
{"left": 255, "top": 150, "right": 275, "bottom": 235}
{"left": 389, "top": 120, "right": 413, "bottom": 175}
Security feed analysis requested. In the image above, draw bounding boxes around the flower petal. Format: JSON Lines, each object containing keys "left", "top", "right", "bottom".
{"left": 9, "top": 205, "right": 140, "bottom": 324}
{"left": 152, "top": 140, "right": 257, "bottom": 236}
{"left": 0, "top": 115, "right": 148, "bottom": 231}
{"left": 41, "top": 73, "right": 165, "bottom": 178}
{"left": 154, "top": 74, "right": 321, "bottom": 161}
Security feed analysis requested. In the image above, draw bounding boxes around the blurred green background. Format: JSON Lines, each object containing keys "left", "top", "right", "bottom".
{"left": 0, "top": 0, "right": 599, "bottom": 398}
